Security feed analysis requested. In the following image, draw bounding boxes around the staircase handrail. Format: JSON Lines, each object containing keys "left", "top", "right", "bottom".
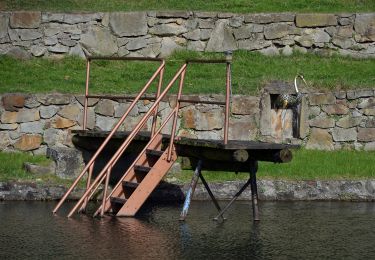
{"left": 52, "top": 58, "right": 165, "bottom": 214}
{"left": 65, "top": 63, "right": 188, "bottom": 217}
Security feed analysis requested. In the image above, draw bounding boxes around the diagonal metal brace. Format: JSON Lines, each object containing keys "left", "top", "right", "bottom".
{"left": 213, "top": 177, "right": 252, "bottom": 221}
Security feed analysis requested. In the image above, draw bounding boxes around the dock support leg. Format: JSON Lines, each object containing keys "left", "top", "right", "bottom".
{"left": 213, "top": 177, "right": 251, "bottom": 221}
{"left": 180, "top": 160, "right": 202, "bottom": 221}
{"left": 250, "top": 160, "right": 260, "bottom": 221}
{"left": 199, "top": 173, "right": 225, "bottom": 221}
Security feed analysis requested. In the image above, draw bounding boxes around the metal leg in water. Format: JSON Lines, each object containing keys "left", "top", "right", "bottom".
{"left": 199, "top": 173, "right": 225, "bottom": 221}
{"left": 179, "top": 160, "right": 202, "bottom": 221}
{"left": 250, "top": 160, "right": 260, "bottom": 221}
{"left": 213, "top": 178, "right": 252, "bottom": 221}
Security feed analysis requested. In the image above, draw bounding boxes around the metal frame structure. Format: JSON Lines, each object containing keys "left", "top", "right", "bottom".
{"left": 53, "top": 55, "right": 233, "bottom": 218}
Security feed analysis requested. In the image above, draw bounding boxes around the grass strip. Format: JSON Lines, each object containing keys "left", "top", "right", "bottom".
{"left": 1, "top": 0, "right": 374, "bottom": 13}
{"left": 0, "top": 152, "right": 75, "bottom": 185}
{"left": 1, "top": 51, "right": 374, "bottom": 95}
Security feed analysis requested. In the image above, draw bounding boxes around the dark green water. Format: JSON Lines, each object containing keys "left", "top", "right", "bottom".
{"left": 1, "top": 201, "right": 374, "bottom": 259}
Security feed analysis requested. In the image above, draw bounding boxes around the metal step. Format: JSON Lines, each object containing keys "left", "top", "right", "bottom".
{"left": 134, "top": 165, "right": 152, "bottom": 174}
{"left": 146, "top": 149, "right": 164, "bottom": 157}
{"left": 110, "top": 196, "right": 127, "bottom": 205}
{"left": 122, "top": 181, "right": 139, "bottom": 189}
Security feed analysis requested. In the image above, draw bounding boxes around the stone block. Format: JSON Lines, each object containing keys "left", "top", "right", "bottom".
{"left": 48, "top": 44, "right": 70, "bottom": 53}
{"left": 156, "top": 11, "right": 190, "bottom": 18}
{"left": 95, "top": 115, "right": 118, "bottom": 131}
{"left": 244, "top": 13, "right": 295, "bottom": 24}
{"left": 206, "top": 20, "right": 237, "bottom": 52}
{"left": 306, "top": 128, "right": 334, "bottom": 150}
{"left": 160, "top": 37, "right": 182, "bottom": 57}
{"left": 30, "top": 45, "right": 46, "bottom": 57}
{"left": 195, "top": 12, "right": 217, "bottom": 18}
{"left": 114, "top": 103, "right": 139, "bottom": 117}
{"left": 63, "top": 13, "right": 101, "bottom": 24}
{"left": 0, "top": 132, "right": 11, "bottom": 150}
{"left": 231, "top": 96, "right": 259, "bottom": 115}
{"left": 80, "top": 27, "right": 118, "bottom": 56}
{"left": 264, "top": 23, "right": 293, "bottom": 40}
{"left": 38, "top": 94, "right": 71, "bottom": 105}
{"left": 181, "top": 108, "right": 223, "bottom": 130}
{"left": 126, "top": 36, "right": 148, "bottom": 50}
{"left": 149, "top": 23, "right": 188, "bottom": 36}
{"left": 109, "top": 12, "right": 147, "bottom": 37}
{"left": 95, "top": 99, "right": 116, "bottom": 116}
{"left": 362, "top": 108, "right": 375, "bottom": 116}
{"left": 366, "top": 118, "right": 375, "bottom": 128}
{"left": 16, "top": 29, "right": 43, "bottom": 40}
{"left": 0, "top": 123, "right": 18, "bottom": 130}
{"left": 357, "top": 97, "right": 375, "bottom": 109}
{"left": 1, "top": 109, "right": 40, "bottom": 123}
{"left": 336, "top": 116, "right": 363, "bottom": 128}
{"left": 0, "top": 14, "right": 9, "bottom": 39}
{"left": 2, "top": 94, "right": 26, "bottom": 111}
{"left": 354, "top": 13, "right": 375, "bottom": 42}
{"left": 14, "top": 134, "right": 42, "bottom": 151}
{"left": 58, "top": 104, "right": 81, "bottom": 121}
{"left": 20, "top": 121, "right": 44, "bottom": 134}
{"left": 43, "top": 128, "right": 64, "bottom": 146}
{"left": 10, "top": 11, "right": 41, "bottom": 29}
{"left": 47, "top": 146, "right": 83, "bottom": 179}
{"left": 77, "top": 107, "right": 95, "bottom": 130}
{"left": 322, "top": 104, "right": 349, "bottom": 115}
{"left": 40, "top": 105, "right": 59, "bottom": 119}
{"left": 229, "top": 116, "right": 258, "bottom": 140}
{"left": 309, "top": 93, "right": 335, "bottom": 105}
{"left": 75, "top": 96, "right": 99, "bottom": 107}
{"left": 187, "top": 41, "right": 206, "bottom": 52}
{"left": 364, "top": 142, "right": 375, "bottom": 151}
{"left": 332, "top": 128, "right": 357, "bottom": 141}
{"left": 296, "top": 14, "right": 337, "bottom": 27}
{"left": 309, "top": 117, "right": 335, "bottom": 128}
{"left": 51, "top": 117, "right": 76, "bottom": 129}
{"left": 259, "top": 46, "right": 280, "bottom": 56}
{"left": 358, "top": 128, "right": 375, "bottom": 142}
{"left": 237, "top": 33, "right": 271, "bottom": 50}
{"left": 233, "top": 24, "right": 263, "bottom": 40}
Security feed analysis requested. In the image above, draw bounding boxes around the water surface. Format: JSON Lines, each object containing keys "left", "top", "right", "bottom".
{"left": 1, "top": 201, "right": 374, "bottom": 259}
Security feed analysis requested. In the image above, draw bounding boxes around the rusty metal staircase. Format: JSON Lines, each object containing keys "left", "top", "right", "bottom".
{"left": 52, "top": 55, "right": 233, "bottom": 218}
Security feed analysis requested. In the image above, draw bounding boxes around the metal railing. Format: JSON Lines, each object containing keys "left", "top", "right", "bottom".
{"left": 53, "top": 56, "right": 233, "bottom": 217}
{"left": 52, "top": 56, "right": 165, "bottom": 215}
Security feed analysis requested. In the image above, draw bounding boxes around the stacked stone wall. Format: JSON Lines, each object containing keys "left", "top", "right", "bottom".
{"left": 1, "top": 90, "right": 375, "bottom": 156}
{"left": 0, "top": 11, "right": 374, "bottom": 59}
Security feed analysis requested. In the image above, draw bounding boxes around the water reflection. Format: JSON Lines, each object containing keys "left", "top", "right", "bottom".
{"left": 1, "top": 201, "right": 375, "bottom": 259}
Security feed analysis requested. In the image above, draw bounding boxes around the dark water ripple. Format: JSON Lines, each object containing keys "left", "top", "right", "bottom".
{"left": 1, "top": 201, "right": 374, "bottom": 259}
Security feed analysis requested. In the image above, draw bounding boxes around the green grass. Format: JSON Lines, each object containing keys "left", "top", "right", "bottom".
{"left": 172, "top": 149, "right": 375, "bottom": 182}
{"left": 1, "top": 0, "right": 374, "bottom": 13}
{"left": 1, "top": 51, "right": 374, "bottom": 95}
{"left": 0, "top": 152, "right": 74, "bottom": 185}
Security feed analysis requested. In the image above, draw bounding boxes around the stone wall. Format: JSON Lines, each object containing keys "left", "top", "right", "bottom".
{"left": 0, "top": 11, "right": 374, "bottom": 59}
{"left": 1, "top": 179, "right": 374, "bottom": 201}
{"left": 1, "top": 90, "right": 374, "bottom": 160}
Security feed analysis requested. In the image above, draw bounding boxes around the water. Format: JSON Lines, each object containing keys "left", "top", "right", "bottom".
{"left": 1, "top": 201, "right": 375, "bottom": 259}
